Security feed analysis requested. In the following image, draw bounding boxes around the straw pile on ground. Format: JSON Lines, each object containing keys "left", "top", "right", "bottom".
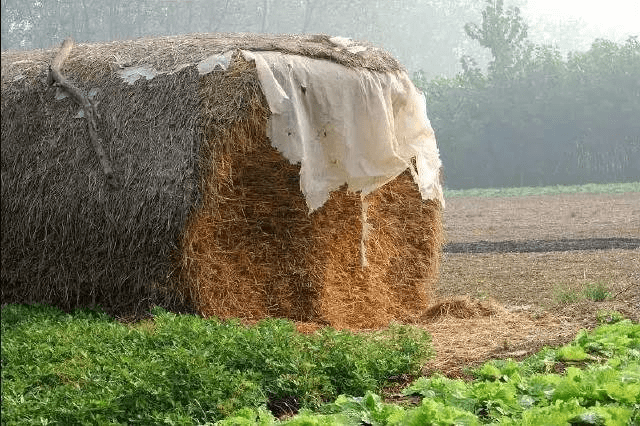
{"left": 1, "top": 33, "right": 443, "bottom": 329}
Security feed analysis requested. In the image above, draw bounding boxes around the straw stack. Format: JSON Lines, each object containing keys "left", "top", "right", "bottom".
{"left": 1, "top": 34, "right": 443, "bottom": 328}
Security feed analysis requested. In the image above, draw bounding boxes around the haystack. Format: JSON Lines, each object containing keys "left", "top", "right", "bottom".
{"left": 1, "top": 33, "right": 444, "bottom": 329}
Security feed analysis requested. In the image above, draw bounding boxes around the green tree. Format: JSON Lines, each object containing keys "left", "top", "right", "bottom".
{"left": 425, "top": 35, "right": 640, "bottom": 189}
{"left": 464, "top": 0, "right": 529, "bottom": 77}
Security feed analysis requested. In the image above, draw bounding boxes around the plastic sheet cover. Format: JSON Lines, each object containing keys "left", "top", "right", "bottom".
{"left": 242, "top": 50, "right": 444, "bottom": 211}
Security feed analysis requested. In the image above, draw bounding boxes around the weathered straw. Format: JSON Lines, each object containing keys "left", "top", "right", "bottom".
{"left": 2, "top": 34, "right": 441, "bottom": 328}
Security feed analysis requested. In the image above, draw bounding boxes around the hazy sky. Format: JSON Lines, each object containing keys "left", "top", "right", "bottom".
{"left": 523, "top": 0, "right": 639, "bottom": 41}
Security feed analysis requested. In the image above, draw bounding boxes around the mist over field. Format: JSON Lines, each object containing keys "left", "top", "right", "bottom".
{"left": 2, "top": 0, "right": 639, "bottom": 189}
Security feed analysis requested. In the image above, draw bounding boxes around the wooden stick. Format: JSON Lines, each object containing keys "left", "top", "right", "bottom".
{"left": 612, "top": 283, "right": 635, "bottom": 299}
{"left": 48, "top": 38, "right": 119, "bottom": 189}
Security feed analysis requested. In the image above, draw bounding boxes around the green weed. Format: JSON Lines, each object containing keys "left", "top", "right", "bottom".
{"left": 553, "top": 284, "right": 582, "bottom": 304}
{"left": 583, "top": 282, "right": 613, "bottom": 302}
{"left": 596, "top": 310, "right": 625, "bottom": 325}
{"left": 552, "top": 282, "right": 614, "bottom": 305}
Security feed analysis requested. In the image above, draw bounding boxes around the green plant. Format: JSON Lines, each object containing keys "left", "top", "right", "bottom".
{"left": 3, "top": 305, "right": 639, "bottom": 425}
{"left": 0, "top": 304, "right": 434, "bottom": 425}
{"left": 596, "top": 310, "right": 625, "bottom": 325}
{"left": 399, "top": 322, "right": 639, "bottom": 425}
{"left": 552, "top": 282, "right": 614, "bottom": 305}
{"left": 583, "top": 282, "right": 613, "bottom": 302}
{"left": 553, "top": 284, "right": 582, "bottom": 304}
{"left": 556, "top": 346, "right": 590, "bottom": 362}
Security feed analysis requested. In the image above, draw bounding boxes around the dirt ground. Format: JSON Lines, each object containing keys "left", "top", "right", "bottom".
{"left": 420, "top": 191, "right": 639, "bottom": 378}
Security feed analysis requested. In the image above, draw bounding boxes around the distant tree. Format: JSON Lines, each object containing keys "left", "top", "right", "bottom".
{"left": 425, "top": 34, "right": 640, "bottom": 189}
{"left": 464, "top": 0, "right": 529, "bottom": 77}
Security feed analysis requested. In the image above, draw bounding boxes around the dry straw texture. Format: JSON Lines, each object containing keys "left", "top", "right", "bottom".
{"left": 1, "top": 33, "right": 441, "bottom": 329}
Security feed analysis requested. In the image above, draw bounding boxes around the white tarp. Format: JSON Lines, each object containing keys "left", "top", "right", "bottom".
{"left": 242, "top": 50, "right": 444, "bottom": 211}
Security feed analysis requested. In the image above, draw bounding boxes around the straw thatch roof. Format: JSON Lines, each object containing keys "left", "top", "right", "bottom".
{"left": 1, "top": 33, "right": 442, "bottom": 329}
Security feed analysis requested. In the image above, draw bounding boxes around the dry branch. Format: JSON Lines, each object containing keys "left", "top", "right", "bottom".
{"left": 48, "top": 38, "right": 119, "bottom": 189}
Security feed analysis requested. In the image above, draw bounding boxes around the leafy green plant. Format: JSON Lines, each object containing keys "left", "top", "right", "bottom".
{"left": 556, "top": 346, "right": 590, "bottom": 362}
{"left": 2, "top": 305, "right": 638, "bottom": 425}
{"left": 403, "top": 374, "right": 477, "bottom": 413}
{"left": 0, "top": 304, "right": 434, "bottom": 425}
{"left": 399, "top": 321, "right": 639, "bottom": 425}
{"left": 398, "top": 398, "right": 481, "bottom": 426}
{"left": 596, "top": 310, "right": 625, "bottom": 325}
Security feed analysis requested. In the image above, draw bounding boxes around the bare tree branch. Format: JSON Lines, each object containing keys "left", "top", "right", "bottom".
{"left": 48, "top": 37, "right": 119, "bottom": 189}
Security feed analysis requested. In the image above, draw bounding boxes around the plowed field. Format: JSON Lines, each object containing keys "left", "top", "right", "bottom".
{"left": 421, "top": 191, "right": 639, "bottom": 377}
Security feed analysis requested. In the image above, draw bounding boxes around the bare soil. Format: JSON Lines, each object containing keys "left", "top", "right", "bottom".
{"left": 420, "top": 191, "right": 640, "bottom": 377}
{"left": 443, "top": 192, "right": 640, "bottom": 243}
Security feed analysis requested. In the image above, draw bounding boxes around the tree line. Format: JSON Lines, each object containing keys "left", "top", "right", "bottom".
{"left": 2, "top": 0, "right": 638, "bottom": 188}
{"left": 416, "top": 0, "right": 639, "bottom": 188}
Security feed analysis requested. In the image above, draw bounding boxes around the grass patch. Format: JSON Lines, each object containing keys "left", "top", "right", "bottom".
{"left": 1, "top": 304, "right": 433, "bottom": 425}
{"left": 583, "top": 282, "right": 613, "bottom": 302}
{"left": 444, "top": 181, "right": 640, "bottom": 199}
{"left": 597, "top": 310, "right": 626, "bottom": 325}
{"left": 552, "top": 282, "right": 614, "bottom": 304}
{"left": 552, "top": 284, "right": 583, "bottom": 304}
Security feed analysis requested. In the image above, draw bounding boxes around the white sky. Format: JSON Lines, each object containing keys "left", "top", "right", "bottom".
{"left": 523, "top": 0, "right": 639, "bottom": 40}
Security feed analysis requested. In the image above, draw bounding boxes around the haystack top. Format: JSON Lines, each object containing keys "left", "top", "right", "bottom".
{"left": 1, "top": 33, "right": 403, "bottom": 84}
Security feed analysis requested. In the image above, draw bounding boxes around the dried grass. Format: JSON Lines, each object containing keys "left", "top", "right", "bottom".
{"left": 2, "top": 46, "right": 202, "bottom": 316}
{"left": 421, "top": 296, "right": 503, "bottom": 321}
{"left": 175, "top": 56, "right": 443, "bottom": 329}
{"left": 421, "top": 299, "right": 581, "bottom": 377}
{"left": 1, "top": 33, "right": 402, "bottom": 85}
{"left": 2, "top": 34, "right": 441, "bottom": 329}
